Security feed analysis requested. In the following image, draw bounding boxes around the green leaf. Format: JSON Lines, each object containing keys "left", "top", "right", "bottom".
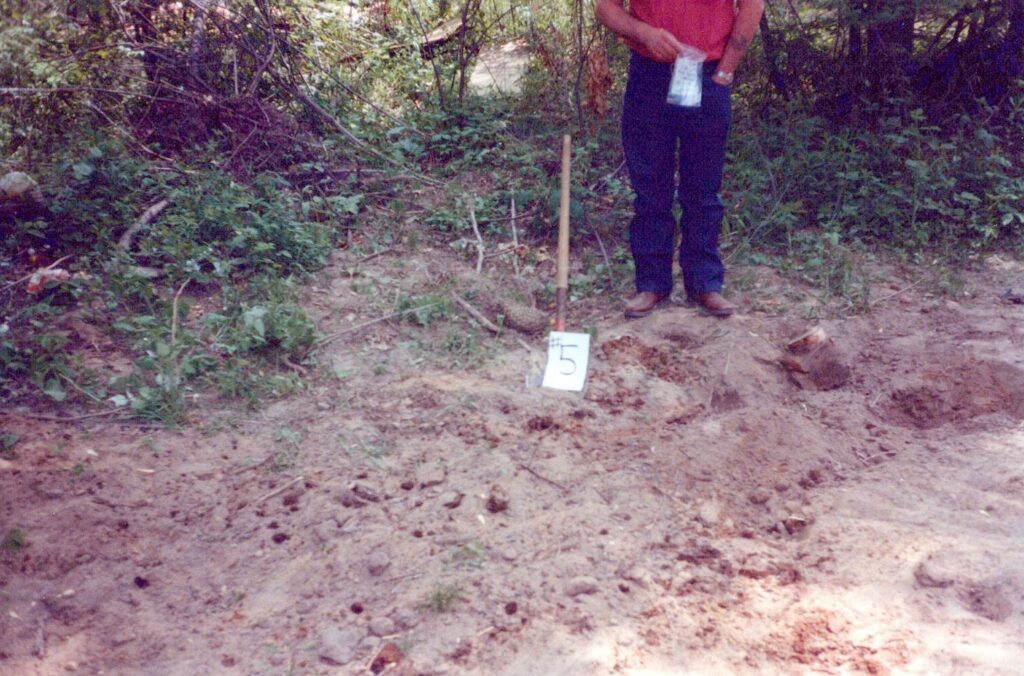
{"left": 43, "top": 378, "right": 66, "bottom": 401}
{"left": 72, "top": 162, "right": 94, "bottom": 180}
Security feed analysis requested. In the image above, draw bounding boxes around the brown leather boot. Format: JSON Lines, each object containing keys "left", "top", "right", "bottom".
{"left": 624, "top": 291, "right": 669, "bottom": 319}
{"left": 696, "top": 291, "right": 734, "bottom": 317}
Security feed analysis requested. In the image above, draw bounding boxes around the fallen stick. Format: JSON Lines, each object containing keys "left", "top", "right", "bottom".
{"left": 170, "top": 278, "right": 191, "bottom": 345}
{"left": 312, "top": 302, "right": 442, "bottom": 349}
{"left": 451, "top": 293, "right": 501, "bottom": 334}
{"left": 118, "top": 199, "right": 170, "bottom": 251}
{"left": 356, "top": 248, "right": 393, "bottom": 265}
{"left": 469, "top": 203, "right": 485, "bottom": 274}
{"left": 281, "top": 355, "right": 309, "bottom": 377}
{"left": 256, "top": 475, "right": 305, "bottom": 504}
{"left": 4, "top": 410, "right": 120, "bottom": 422}
{"left": 34, "top": 620, "right": 45, "bottom": 658}
{"left": 868, "top": 278, "right": 924, "bottom": 308}
{"left": 233, "top": 455, "right": 273, "bottom": 475}
{"left": 517, "top": 462, "right": 569, "bottom": 492}
{"left": 510, "top": 195, "right": 521, "bottom": 277}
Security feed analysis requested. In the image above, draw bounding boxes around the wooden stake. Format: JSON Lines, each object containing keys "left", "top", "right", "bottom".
{"left": 555, "top": 134, "right": 571, "bottom": 332}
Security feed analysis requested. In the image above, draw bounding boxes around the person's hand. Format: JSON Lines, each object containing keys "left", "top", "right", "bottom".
{"left": 711, "top": 72, "right": 733, "bottom": 86}
{"left": 639, "top": 24, "right": 685, "bottom": 62}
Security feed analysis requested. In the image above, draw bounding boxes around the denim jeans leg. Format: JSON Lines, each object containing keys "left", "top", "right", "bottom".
{"left": 677, "top": 75, "right": 731, "bottom": 299}
{"left": 622, "top": 54, "right": 677, "bottom": 294}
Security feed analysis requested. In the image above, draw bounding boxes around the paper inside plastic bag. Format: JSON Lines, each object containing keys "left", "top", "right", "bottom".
{"left": 666, "top": 45, "right": 706, "bottom": 108}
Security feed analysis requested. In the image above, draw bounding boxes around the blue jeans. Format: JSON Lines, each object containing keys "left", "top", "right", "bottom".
{"left": 622, "top": 52, "right": 731, "bottom": 299}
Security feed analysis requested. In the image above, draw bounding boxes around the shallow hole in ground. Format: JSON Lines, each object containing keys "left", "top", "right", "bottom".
{"left": 882, "top": 358, "right": 1024, "bottom": 429}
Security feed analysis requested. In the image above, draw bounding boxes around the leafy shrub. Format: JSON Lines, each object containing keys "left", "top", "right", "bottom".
{"left": 725, "top": 101, "right": 1024, "bottom": 259}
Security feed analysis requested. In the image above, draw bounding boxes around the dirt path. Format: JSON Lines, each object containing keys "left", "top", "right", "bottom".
{"left": 3, "top": 249, "right": 1024, "bottom": 675}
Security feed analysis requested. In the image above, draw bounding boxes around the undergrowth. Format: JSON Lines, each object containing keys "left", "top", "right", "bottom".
{"left": 2, "top": 138, "right": 338, "bottom": 422}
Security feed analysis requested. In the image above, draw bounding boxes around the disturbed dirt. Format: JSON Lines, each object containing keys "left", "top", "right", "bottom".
{"left": 3, "top": 247, "right": 1024, "bottom": 675}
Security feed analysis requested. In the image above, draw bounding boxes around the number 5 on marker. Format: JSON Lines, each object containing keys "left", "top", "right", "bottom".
{"left": 542, "top": 331, "right": 590, "bottom": 391}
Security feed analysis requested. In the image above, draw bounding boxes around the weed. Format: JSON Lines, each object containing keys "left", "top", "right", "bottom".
{"left": 2, "top": 528, "right": 26, "bottom": 551}
{"left": 398, "top": 294, "right": 451, "bottom": 327}
{"left": 447, "top": 542, "right": 486, "bottom": 570}
{"left": 442, "top": 328, "right": 483, "bottom": 365}
{"left": 273, "top": 427, "right": 302, "bottom": 446}
{"left": 0, "top": 433, "right": 17, "bottom": 459}
{"left": 420, "top": 583, "right": 463, "bottom": 614}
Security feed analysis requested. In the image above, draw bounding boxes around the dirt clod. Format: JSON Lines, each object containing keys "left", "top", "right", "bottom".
{"left": 318, "top": 626, "right": 361, "bottom": 666}
{"left": 367, "top": 551, "right": 391, "bottom": 577}
{"left": 417, "top": 463, "right": 447, "bottom": 489}
{"left": 337, "top": 488, "right": 366, "bottom": 508}
{"left": 369, "top": 642, "right": 404, "bottom": 674}
{"left": 486, "top": 485, "right": 510, "bottom": 513}
{"left": 958, "top": 581, "right": 1014, "bottom": 621}
{"left": 697, "top": 500, "right": 722, "bottom": 527}
{"left": 748, "top": 489, "right": 772, "bottom": 505}
{"left": 369, "top": 616, "right": 397, "bottom": 637}
{"left": 565, "top": 576, "right": 600, "bottom": 597}
{"left": 440, "top": 491, "right": 464, "bottom": 508}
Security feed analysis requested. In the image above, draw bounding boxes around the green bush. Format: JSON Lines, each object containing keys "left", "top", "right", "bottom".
{"left": 725, "top": 102, "right": 1024, "bottom": 259}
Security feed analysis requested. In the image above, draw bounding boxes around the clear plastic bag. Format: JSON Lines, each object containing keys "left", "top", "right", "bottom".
{"left": 666, "top": 45, "right": 706, "bottom": 108}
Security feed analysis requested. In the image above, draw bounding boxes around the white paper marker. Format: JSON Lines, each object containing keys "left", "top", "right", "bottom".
{"left": 542, "top": 331, "right": 590, "bottom": 391}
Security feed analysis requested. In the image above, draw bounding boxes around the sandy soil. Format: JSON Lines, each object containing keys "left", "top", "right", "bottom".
{"left": 3, "top": 245, "right": 1024, "bottom": 675}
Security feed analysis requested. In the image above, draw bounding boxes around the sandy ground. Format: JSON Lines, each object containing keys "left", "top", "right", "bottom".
{"left": 2, "top": 246, "right": 1024, "bottom": 675}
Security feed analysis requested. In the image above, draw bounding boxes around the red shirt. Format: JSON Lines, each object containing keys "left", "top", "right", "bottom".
{"left": 627, "top": 0, "right": 736, "bottom": 61}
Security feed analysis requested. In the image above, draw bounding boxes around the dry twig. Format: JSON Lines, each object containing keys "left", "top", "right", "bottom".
{"left": 170, "top": 278, "right": 191, "bottom": 345}
{"left": 312, "top": 302, "right": 442, "bottom": 350}
{"left": 451, "top": 293, "right": 501, "bottom": 333}
{"left": 256, "top": 475, "right": 305, "bottom": 504}
{"left": 469, "top": 203, "right": 485, "bottom": 274}
{"left": 118, "top": 199, "right": 170, "bottom": 251}
{"left": 510, "top": 195, "right": 521, "bottom": 276}
{"left": 517, "top": 462, "right": 569, "bottom": 491}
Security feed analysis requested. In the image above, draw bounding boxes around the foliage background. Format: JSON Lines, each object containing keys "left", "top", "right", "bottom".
{"left": 2, "top": 0, "right": 1022, "bottom": 417}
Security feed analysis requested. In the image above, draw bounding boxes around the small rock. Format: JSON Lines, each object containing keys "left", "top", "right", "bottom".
{"left": 440, "top": 491, "right": 464, "bottom": 509}
{"left": 748, "top": 489, "right": 771, "bottom": 505}
{"left": 774, "top": 482, "right": 789, "bottom": 493}
{"left": 500, "top": 547, "right": 519, "bottom": 562}
{"left": 392, "top": 608, "right": 419, "bottom": 630}
{"left": 369, "top": 616, "right": 397, "bottom": 637}
{"left": 914, "top": 559, "right": 955, "bottom": 589}
{"left": 351, "top": 482, "right": 381, "bottom": 502}
{"left": 312, "top": 519, "right": 338, "bottom": 544}
{"left": 565, "top": 576, "right": 600, "bottom": 597}
{"left": 622, "top": 566, "right": 652, "bottom": 589}
{"left": 417, "top": 463, "right": 446, "bottom": 489}
{"left": 337, "top": 488, "right": 365, "bottom": 508}
{"left": 316, "top": 401, "right": 331, "bottom": 411}
{"left": 318, "top": 626, "right": 360, "bottom": 665}
{"left": 110, "top": 632, "right": 136, "bottom": 647}
{"left": 697, "top": 500, "right": 722, "bottom": 527}
{"left": 366, "top": 551, "right": 391, "bottom": 577}
{"left": 781, "top": 515, "right": 810, "bottom": 535}
{"left": 0, "top": 459, "right": 13, "bottom": 470}
{"left": 485, "top": 485, "right": 510, "bottom": 513}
